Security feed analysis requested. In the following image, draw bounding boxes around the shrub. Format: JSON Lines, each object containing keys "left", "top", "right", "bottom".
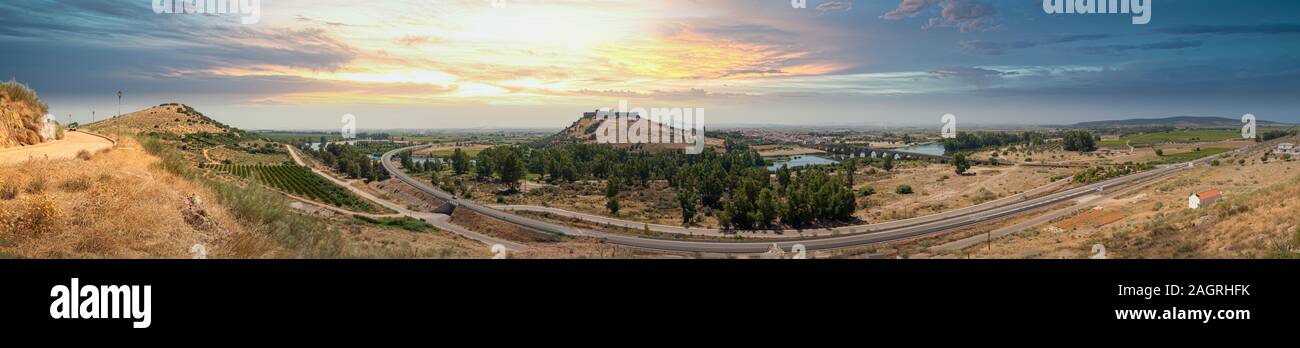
{"left": 59, "top": 177, "right": 92, "bottom": 192}
{"left": 76, "top": 149, "right": 93, "bottom": 160}
{"left": 24, "top": 177, "right": 45, "bottom": 194}
{"left": 860, "top": 186, "right": 876, "bottom": 196}
{"left": 0, "top": 79, "right": 49, "bottom": 115}
{"left": 0, "top": 182, "right": 17, "bottom": 200}
{"left": 2, "top": 195, "right": 66, "bottom": 237}
{"left": 1292, "top": 226, "right": 1300, "bottom": 247}
{"left": 896, "top": 184, "right": 914, "bottom": 195}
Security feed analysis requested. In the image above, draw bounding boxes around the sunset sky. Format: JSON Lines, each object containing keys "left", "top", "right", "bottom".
{"left": 2, "top": 0, "right": 1299, "bottom": 130}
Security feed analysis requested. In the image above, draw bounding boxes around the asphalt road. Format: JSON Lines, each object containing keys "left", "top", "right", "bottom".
{"left": 381, "top": 144, "right": 1247, "bottom": 254}
{"left": 287, "top": 144, "right": 527, "bottom": 251}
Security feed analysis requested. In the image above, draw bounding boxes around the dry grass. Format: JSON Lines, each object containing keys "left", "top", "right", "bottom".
{"left": 449, "top": 208, "right": 560, "bottom": 243}
{"left": 954, "top": 138, "right": 1300, "bottom": 259}
{"left": 0, "top": 137, "right": 278, "bottom": 258}
{"left": 85, "top": 104, "right": 227, "bottom": 135}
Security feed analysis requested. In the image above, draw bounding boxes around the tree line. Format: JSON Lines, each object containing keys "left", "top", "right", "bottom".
{"left": 941, "top": 131, "right": 1048, "bottom": 152}
{"left": 301, "top": 142, "right": 390, "bottom": 182}
{"left": 424, "top": 139, "right": 863, "bottom": 229}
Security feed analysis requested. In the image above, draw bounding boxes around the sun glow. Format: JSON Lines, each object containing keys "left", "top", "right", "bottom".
{"left": 200, "top": 1, "right": 847, "bottom": 106}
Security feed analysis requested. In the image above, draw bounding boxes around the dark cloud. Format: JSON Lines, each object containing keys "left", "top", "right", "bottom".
{"left": 0, "top": 1, "right": 358, "bottom": 95}
{"left": 1063, "top": 39, "right": 1203, "bottom": 56}
{"left": 881, "top": 0, "right": 998, "bottom": 33}
{"left": 1154, "top": 24, "right": 1300, "bottom": 36}
{"left": 929, "top": 66, "right": 1014, "bottom": 87}
{"left": 959, "top": 40, "right": 1036, "bottom": 55}
{"left": 0, "top": 1, "right": 356, "bottom": 71}
{"left": 974, "top": 55, "right": 1300, "bottom": 102}
{"left": 959, "top": 34, "right": 1111, "bottom": 55}
{"left": 1055, "top": 34, "right": 1113, "bottom": 43}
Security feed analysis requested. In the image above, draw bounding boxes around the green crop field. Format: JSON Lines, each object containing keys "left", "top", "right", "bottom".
{"left": 1150, "top": 147, "right": 1231, "bottom": 165}
{"left": 1121, "top": 130, "right": 1241, "bottom": 147}
{"left": 427, "top": 147, "right": 484, "bottom": 158}
{"left": 1098, "top": 139, "right": 1128, "bottom": 148}
{"left": 208, "top": 164, "right": 377, "bottom": 212}
{"left": 257, "top": 132, "right": 344, "bottom": 143}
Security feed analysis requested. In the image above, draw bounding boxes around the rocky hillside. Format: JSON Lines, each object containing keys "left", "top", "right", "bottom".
{"left": 86, "top": 103, "right": 231, "bottom": 135}
{"left": 0, "top": 80, "right": 58, "bottom": 148}
{"left": 544, "top": 109, "right": 721, "bottom": 150}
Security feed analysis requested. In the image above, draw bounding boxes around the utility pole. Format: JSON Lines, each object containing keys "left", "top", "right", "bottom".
{"left": 116, "top": 90, "right": 123, "bottom": 118}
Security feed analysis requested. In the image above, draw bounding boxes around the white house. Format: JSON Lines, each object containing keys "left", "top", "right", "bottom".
{"left": 1276, "top": 143, "right": 1298, "bottom": 155}
{"left": 1188, "top": 189, "right": 1222, "bottom": 209}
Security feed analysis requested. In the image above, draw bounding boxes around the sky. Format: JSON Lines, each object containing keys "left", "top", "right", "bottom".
{"left": 1, "top": 0, "right": 1299, "bottom": 130}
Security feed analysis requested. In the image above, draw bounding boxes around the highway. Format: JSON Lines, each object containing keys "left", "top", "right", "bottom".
{"left": 381, "top": 144, "right": 1247, "bottom": 254}
{"left": 287, "top": 144, "right": 528, "bottom": 250}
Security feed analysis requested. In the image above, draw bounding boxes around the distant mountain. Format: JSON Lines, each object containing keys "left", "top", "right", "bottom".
{"left": 1066, "top": 116, "right": 1291, "bottom": 129}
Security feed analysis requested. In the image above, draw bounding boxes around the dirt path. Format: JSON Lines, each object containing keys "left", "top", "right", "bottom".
{"left": 0, "top": 131, "right": 115, "bottom": 166}
{"left": 202, "top": 145, "right": 222, "bottom": 164}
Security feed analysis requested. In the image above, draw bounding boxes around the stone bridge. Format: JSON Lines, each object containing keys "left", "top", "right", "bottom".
{"left": 808, "top": 144, "right": 952, "bottom": 162}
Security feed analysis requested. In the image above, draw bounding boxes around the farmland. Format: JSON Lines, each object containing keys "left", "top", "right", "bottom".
{"left": 209, "top": 164, "right": 378, "bottom": 212}
{"left": 1120, "top": 130, "right": 1240, "bottom": 147}
{"left": 1150, "top": 147, "right": 1231, "bottom": 165}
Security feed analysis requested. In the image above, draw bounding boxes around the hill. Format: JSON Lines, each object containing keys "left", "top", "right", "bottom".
{"left": 1067, "top": 116, "right": 1291, "bottom": 129}
{"left": 543, "top": 109, "right": 722, "bottom": 150}
{"left": 0, "top": 79, "right": 60, "bottom": 148}
{"left": 86, "top": 103, "right": 232, "bottom": 135}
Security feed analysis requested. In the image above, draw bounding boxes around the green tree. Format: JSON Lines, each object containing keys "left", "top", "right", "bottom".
{"left": 474, "top": 150, "right": 495, "bottom": 181}
{"left": 776, "top": 165, "right": 792, "bottom": 188}
{"left": 605, "top": 177, "right": 621, "bottom": 215}
{"left": 755, "top": 188, "right": 776, "bottom": 228}
{"left": 400, "top": 151, "right": 414, "bottom": 171}
{"left": 840, "top": 159, "right": 856, "bottom": 187}
{"left": 953, "top": 153, "right": 971, "bottom": 175}
{"left": 1063, "top": 130, "right": 1098, "bottom": 152}
{"left": 451, "top": 148, "right": 470, "bottom": 175}
{"left": 495, "top": 148, "right": 526, "bottom": 191}
{"left": 882, "top": 155, "right": 894, "bottom": 172}
{"left": 676, "top": 187, "right": 698, "bottom": 226}
{"left": 606, "top": 196, "right": 620, "bottom": 215}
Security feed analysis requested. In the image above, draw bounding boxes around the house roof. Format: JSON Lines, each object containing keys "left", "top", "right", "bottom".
{"left": 1195, "top": 189, "right": 1221, "bottom": 201}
